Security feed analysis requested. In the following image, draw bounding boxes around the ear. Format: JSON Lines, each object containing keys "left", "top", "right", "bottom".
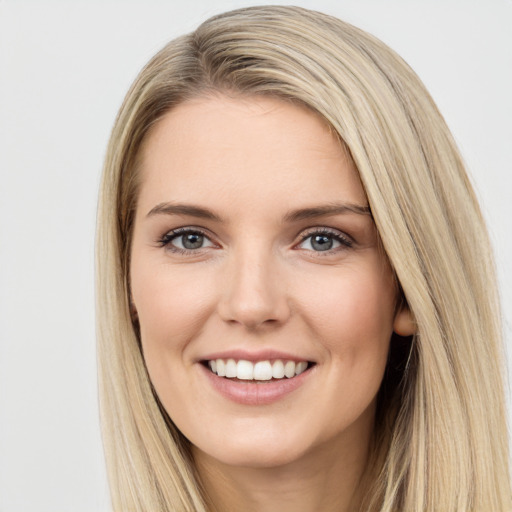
{"left": 393, "top": 305, "right": 416, "bottom": 336}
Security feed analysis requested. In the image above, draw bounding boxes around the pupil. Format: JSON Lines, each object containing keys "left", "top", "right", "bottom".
{"left": 183, "top": 233, "right": 203, "bottom": 249}
{"left": 312, "top": 235, "right": 333, "bottom": 251}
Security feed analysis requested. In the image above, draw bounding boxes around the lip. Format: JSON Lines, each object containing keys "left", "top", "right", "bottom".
{"left": 199, "top": 349, "right": 314, "bottom": 364}
{"left": 198, "top": 361, "right": 314, "bottom": 405}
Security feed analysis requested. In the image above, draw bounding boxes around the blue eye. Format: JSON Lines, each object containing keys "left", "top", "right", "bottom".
{"left": 160, "top": 229, "right": 215, "bottom": 252}
{"left": 298, "top": 230, "right": 352, "bottom": 252}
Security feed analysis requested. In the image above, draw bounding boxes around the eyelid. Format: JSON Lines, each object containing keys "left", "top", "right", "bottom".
{"left": 294, "top": 226, "right": 354, "bottom": 253}
{"left": 156, "top": 225, "right": 353, "bottom": 256}
{"left": 157, "top": 226, "right": 218, "bottom": 252}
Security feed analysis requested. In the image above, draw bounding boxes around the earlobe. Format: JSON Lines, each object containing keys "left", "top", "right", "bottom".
{"left": 393, "top": 306, "right": 416, "bottom": 336}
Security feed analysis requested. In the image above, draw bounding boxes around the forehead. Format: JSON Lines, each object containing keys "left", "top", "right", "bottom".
{"left": 137, "top": 94, "right": 367, "bottom": 214}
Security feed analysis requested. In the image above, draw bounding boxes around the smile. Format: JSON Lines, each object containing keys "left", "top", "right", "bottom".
{"left": 200, "top": 357, "right": 315, "bottom": 405}
{"left": 206, "top": 359, "right": 310, "bottom": 381}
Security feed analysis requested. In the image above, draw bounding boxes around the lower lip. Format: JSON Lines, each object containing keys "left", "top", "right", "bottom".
{"left": 199, "top": 363, "right": 313, "bottom": 405}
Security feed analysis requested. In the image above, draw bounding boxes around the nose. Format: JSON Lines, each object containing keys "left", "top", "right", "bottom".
{"left": 217, "top": 246, "right": 291, "bottom": 330}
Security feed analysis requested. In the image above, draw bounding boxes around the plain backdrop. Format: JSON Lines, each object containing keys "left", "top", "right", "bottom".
{"left": 0, "top": 1, "right": 510, "bottom": 510}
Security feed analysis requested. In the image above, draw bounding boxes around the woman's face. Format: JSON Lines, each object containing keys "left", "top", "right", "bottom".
{"left": 130, "top": 94, "right": 412, "bottom": 469}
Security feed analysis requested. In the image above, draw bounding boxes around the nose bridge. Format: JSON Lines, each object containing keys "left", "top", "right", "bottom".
{"left": 218, "top": 237, "right": 289, "bottom": 328}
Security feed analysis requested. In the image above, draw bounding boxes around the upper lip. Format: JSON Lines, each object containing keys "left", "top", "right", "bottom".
{"left": 199, "top": 349, "right": 315, "bottom": 363}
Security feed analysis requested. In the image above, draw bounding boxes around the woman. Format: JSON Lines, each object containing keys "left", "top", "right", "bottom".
{"left": 96, "top": 6, "right": 510, "bottom": 511}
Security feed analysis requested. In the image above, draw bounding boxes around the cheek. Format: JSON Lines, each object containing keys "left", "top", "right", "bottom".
{"left": 131, "top": 262, "right": 217, "bottom": 359}
{"left": 302, "top": 264, "right": 396, "bottom": 419}
{"left": 130, "top": 264, "right": 220, "bottom": 421}
{"left": 297, "top": 264, "right": 396, "bottom": 342}
{"left": 293, "top": 262, "right": 396, "bottom": 399}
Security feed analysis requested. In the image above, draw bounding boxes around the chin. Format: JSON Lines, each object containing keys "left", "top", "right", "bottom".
{"left": 191, "top": 427, "right": 312, "bottom": 470}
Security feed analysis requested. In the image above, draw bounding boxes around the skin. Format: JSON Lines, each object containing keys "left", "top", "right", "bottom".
{"left": 130, "top": 94, "right": 414, "bottom": 512}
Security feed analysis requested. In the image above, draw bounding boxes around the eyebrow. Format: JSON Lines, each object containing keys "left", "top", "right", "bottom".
{"left": 146, "top": 202, "right": 223, "bottom": 221}
{"left": 146, "top": 201, "right": 371, "bottom": 222}
{"left": 282, "top": 202, "right": 371, "bottom": 222}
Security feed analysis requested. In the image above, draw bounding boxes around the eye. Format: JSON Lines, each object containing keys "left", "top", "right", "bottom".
{"left": 159, "top": 228, "right": 215, "bottom": 253}
{"left": 297, "top": 229, "right": 352, "bottom": 253}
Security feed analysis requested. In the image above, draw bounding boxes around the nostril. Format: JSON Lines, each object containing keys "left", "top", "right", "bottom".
{"left": 217, "top": 270, "right": 291, "bottom": 328}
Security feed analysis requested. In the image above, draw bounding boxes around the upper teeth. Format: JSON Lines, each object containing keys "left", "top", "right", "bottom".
{"left": 208, "top": 359, "right": 308, "bottom": 380}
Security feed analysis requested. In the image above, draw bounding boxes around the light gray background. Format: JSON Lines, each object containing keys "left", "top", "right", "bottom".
{"left": 0, "top": 1, "right": 510, "bottom": 510}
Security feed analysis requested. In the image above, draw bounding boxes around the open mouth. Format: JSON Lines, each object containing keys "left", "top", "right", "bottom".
{"left": 202, "top": 359, "right": 315, "bottom": 382}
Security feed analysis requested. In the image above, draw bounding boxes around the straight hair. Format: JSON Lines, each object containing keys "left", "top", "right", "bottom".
{"left": 96, "top": 6, "right": 510, "bottom": 510}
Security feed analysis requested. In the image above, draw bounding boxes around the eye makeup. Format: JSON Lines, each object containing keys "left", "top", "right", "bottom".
{"left": 156, "top": 224, "right": 355, "bottom": 258}
{"left": 295, "top": 227, "right": 354, "bottom": 255}
{"left": 157, "top": 227, "right": 216, "bottom": 255}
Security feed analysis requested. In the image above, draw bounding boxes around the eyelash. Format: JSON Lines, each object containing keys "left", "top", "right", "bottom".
{"left": 157, "top": 227, "right": 353, "bottom": 256}
{"left": 157, "top": 227, "right": 213, "bottom": 255}
{"left": 297, "top": 228, "right": 353, "bottom": 255}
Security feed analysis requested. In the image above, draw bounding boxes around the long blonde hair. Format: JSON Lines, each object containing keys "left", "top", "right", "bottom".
{"left": 96, "top": 6, "right": 510, "bottom": 510}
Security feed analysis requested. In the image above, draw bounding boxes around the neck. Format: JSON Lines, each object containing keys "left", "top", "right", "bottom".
{"left": 193, "top": 416, "right": 373, "bottom": 512}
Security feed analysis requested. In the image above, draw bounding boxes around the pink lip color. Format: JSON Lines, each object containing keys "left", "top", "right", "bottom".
{"left": 199, "top": 349, "right": 311, "bottom": 363}
{"left": 199, "top": 363, "right": 313, "bottom": 405}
